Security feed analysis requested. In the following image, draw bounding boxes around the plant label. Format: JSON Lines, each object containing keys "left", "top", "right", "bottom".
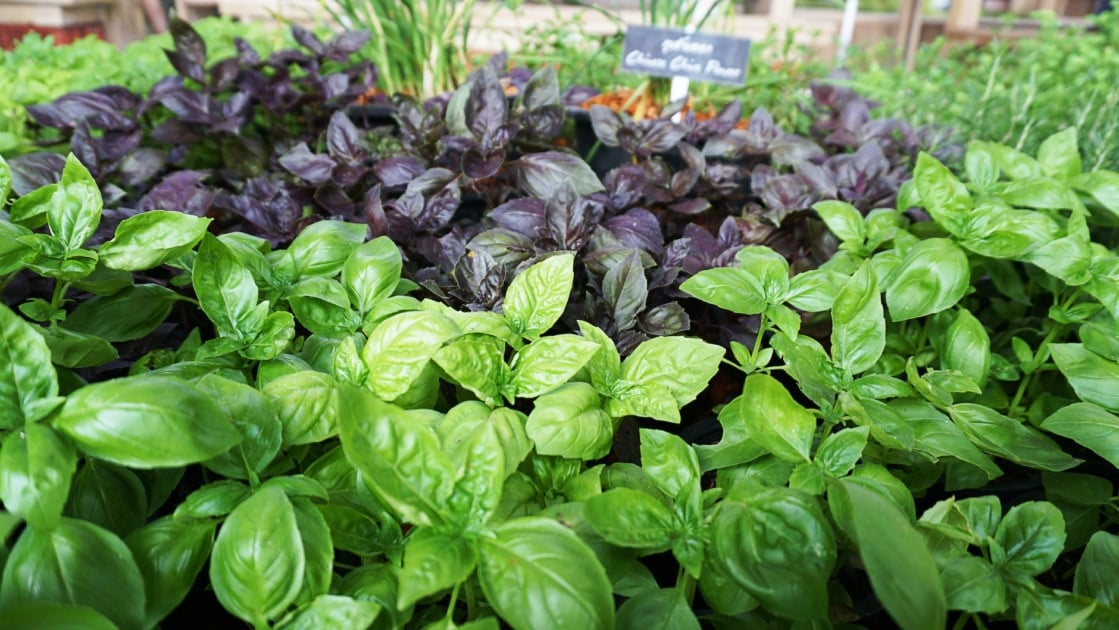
{"left": 621, "top": 25, "right": 751, "bottom": 86}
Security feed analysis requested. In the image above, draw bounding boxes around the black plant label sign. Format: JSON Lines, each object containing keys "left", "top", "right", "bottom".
{"left": 621, "top": 25, "right": 751, "bottom": 86}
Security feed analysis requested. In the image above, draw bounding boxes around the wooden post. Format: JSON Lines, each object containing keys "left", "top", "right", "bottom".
{"left": 946, "top": 0, "right": 982, "bottom": 35}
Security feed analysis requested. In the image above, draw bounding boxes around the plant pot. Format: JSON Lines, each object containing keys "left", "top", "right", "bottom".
{"left": 568, "top": 108, "right": 634, "bottom": 177}
{"left": 346, "top": 103, "right": 398, "bottom": 129}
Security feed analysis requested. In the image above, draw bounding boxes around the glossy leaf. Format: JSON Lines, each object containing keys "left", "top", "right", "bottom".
{"left": 276, "top": 595, "right": 382, "bottom": 630}
{"left": 680, "top": 267, "right": 767, "bottom": 315}
{"left": 527, "top": 382, "right": 614, "bottom": 460}
{"left": 362, "top": 310, "right": 460, "bottom": 402}
{"left": 516, "top": 151, "right": 604, "bottom": 198}
{"left": 739, "top": 373, "right": 815, "bottom": 463}
{"left": 940, "top": 556, "right": 1007, "bottom": 613}
{"left": 125, "top": 516, "right": 216, "bottom": 627}
{"left": 288, "top": 277, "right": 360, "bottom": 338}
{"left": 434, "top": 334, "right": 508, "bottom": 406}
{"left": 47, "top": 154, "right": 102, "bottom": 250}
{"left": 831, "top": 261, "right": 885, "bottom": 374}
{"left": 478, "top": 517, "right": 614, "bottom": 630}
{"left": 1037, "top": 128, "right": 1081, "bottom": 180}
{"left": 886, "top": 238, "right": 970, "bottom": 321}
{"left": 398, "top": 529, "right": 477, "bottom": 609}
{"left": 64, "top": 461, "right": 146, "bottom": 537}
{"left": 1074, "top": 531, "right": 1119, "bottom": 607}
{"left": 612, "top": 336, "right": 724, "bottom": 422}
{"left": 0, "top": 423, "right": 76, "bottom": 530}
{"left": 291, "top": 497, "right": 332, "bottom": 606}
{"left": 285, "top": 220, "right": 367, "bottom": 278}
{"left": 196, "top": 374, "right": 282, "bottom": 479}
{"left": 510, "top": 334, "right": 598, "bottom": 399}
{"left": 616, "top": 588, "right": 700, "bottom": 630}
{"left": 814, "top": 200, "right": 866, "bottom": 244}
{"left": 264, "top": 370, "right": 343, "bottom": 447}
{"left": 503, "top": 252, "right": 575, "bottom": 339}
{"left": 639, "top": 428, "right": 700, "bottom": 501}
{"left": 815, "top": 426, "right": 870, "bottom": 478}
{"left": 53, "top": 376, "right": 242, "bottom": 468}
{"left": 0, "top": 303, "right": 58, "bottom": 429}
{"left": 1040, "top": 402, "right": 1119, "bottom": 470}
{"left": 936, "top": 308, "right": 991, "bottom": 387}
{"left": 343, "top": 236, "right": 402, "bottom": 317}
{"left": 99, "top": 211, "right": 210, "bottom": 271}
{"left": 915, "top": 152, "right": 972, "bottom": 236}
{"left": 193, "top": 234, "right": 260, "bottom": 340}
{"left": 0, "top": 602, "right": 118, "bottom": 629}
{"left": 993, "top": 501, "right": 1065, "bottom": 579}
{"left": 210, "top": 485, "right": 305, "bottom": 626}
{"left": 584, "top": 488, "right": 677, "bottom": 550}
{"left": 63, "top": 284, "right": 183, "bottom": 342}
{"left": 1050, "top": 343, "right": 1119, "bottom": 412}
{"left": 950, "top": 403, "right": 1082, "bottom": 471}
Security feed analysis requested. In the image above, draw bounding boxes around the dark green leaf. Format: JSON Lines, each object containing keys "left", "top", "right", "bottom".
{"left": 99, "top": 211, "right": 210, "bottom": 271}
{"left": 276, "top": 595, "right": 382, "bottom": 630}
{"left": 210, "top": 485, "right": 305, "bottom": 626}
{"left": 196, "top": 374, "right": 282, "bottom": 479}
{"left": 397, "top": 529, "right": 477, "bottom": 609}
{"left": 815, "top": 426, "right": 869, "bottom": 478}
{"left": 1050, "top": 344, "right": 1119, "bottom": 412}
{"left": 125, "top": 516, "right": 215, "bottom": 627}
{"left": 1074, "top": 531, "right": 1119, "bottom": 607}
{"left": 173, "top": 480, "right": 251, "bottom": 520}
{"left": 0, "top": 423, "right": 75, "bottom": 529}
{"left": 0, "top": 303, "right": 58, "bottom": 428}
{"left": 63, "top": 284, "right": 183, "bottom": 342}
{"left": 584, "top": 487, "right": 677, "bottom": 550}
{"left": 894, "top": 398, "right": 1002, "bottom": 479}
{"left": 0, "top": 602, "right": 118, "bottom": 629}
{"left": 1041, "top": 402, "right": 1119, "bottom": 470}
{"left": 478, "top": 517, "right": 614, "bottom": 630}
{"left": 503, "top": 252, "right": 575, "bottom": 339}
{"left": 41, "top": 326, "right": 117, "bottom": 368}
{"left": 526, "top": 382, "right": 614, "bottom": 460}
{"left": 950, "top": 403, "right": 1081, "bottom": 472}
{"left": 940, "top": 556, "right": 1007, "bottom": 614}
{"left": 616, "top": 588, "right": 700, "bottom": 630}
{"left": 64, "top": 461, "right": 147, "bottom": 537}
{"left": 831, "top": 261, "right": 885, "bottom": 374}
{"left": 936, "top": 308, "right": 991, "bottom": 387}
{"left": 993, "top": 501, "right": 1066, "bottom": 579}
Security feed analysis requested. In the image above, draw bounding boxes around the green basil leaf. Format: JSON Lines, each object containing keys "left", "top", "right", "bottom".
{"left": 695, "top": 397, "right": 768, "bottom": 472}
{"left": 1040, "top": 402, "right": 1119, "bottom": 470}
{"left": 616, "top": 587, "right": 700, "bottom": 630}
{"left": 196, "top": 374, "right": 282, "bottom": 479}
{"left": 193, "top": 234, "right": 260, "bottom": 340}
{"left": 814, "top": 200, "right": 866, "bottom": 244}
{"left": 342, "top": 236, "right": 401, "bottom": 317}
{"left": 398, "top": 529, "right": 477, "bottom": 609}
{"left": 893, "top": 398, "right": 1002, "bottom": 479}
{"left": 578, "top": 321, "right": 622, "bottom": 395}
{"left": 679, "top": 266, "right": 767, "bottom": 315}
{"left": 619, "top": 335, "right": 724, "bottom": 409}
{"left": 993, "top": 501, "right": 1065, "bottom": 578}
{"left": 99, "top": 211, "right": 211, "bottom": 271}
{"left": 510, "top": 334, "right": 598, "bottom": 399}
{"left": 831, "top": 261, "right": 885, "bottom": 374}
{"left": 291, "top": 497, "right": 332, "bottom": 606}
{"left": 503, "top": 252, "right": 575, "bottom": 339}
{"left": 288, "top": 277, "right": 360, "bottom": 338}
{"left": 63, "top": 284, "right": 183, "bottom": 342}
{"left": 1037, "top": 128, "right": 1081, "bottom": 180}
{"left": 785, "top": 268, "right": 847, "bottom": 312}
{"left": 815, "top": 426, "right": 869, "bottom": 478}
{"left": 433, "top": 334, "right": 508, "bottom": 406}
{"left": 0, "top": 424, "right": 76, "bottom": 530}
{"left": 242, "top": 310, "right": 295, "bottom": 361}
{"left": 966, "top": 144, "right": 1000, "bottom": 191}
{"left": 362, "top": 310, "right": 460, "bottom": 402}
{"left": 285, "top": 220, "right": 366, "bottom": 279}
{"left": 915, "top": 152, "right": 973, "bottom": 236}
{"left": 709, "top": 485, "right": 836, "bottom": 621}
{"left": 0, "top": 518, "right": 146, "bottom": 630}
{"left": 740, "top": 373, "right": 815, "bottom": 463}
{"left": 445, "top": 421, "right": 506, "bottom": 523}
{"left": 125, "top": 516, "right": 215, "bottom": 627}
{"left": 0, "top": 154, "right": 10, "bottom": 201}
{"left": 339, "top": 385, "right": 455, "bottom": 526}
{"left": 47, "top": 154, "right": 102, "bottom": 250}
{"left": 9, "top": 183, "right": 54, "bottom": 229}
{"left": 316, "top": 504, "right": 386, "bottom": 556}
{"left": 173, "top": 480, "right": 252, "bottom": 521}
{"left": 0, "top": 602, "right": 118, "bottom": 629}
{"left": 211, "top": 485, "right": 305, "bottom": 626}
{"left": 1072, "top": 170, "right": 1119, "bottom": 222}
{"left": 0, "top": 221, "right": 34, "bottom": 276}
{"left": 276, "top": 594, "right": 383, "bottom": 630}
{"left": 526, "top": 382, "right": 614, "bottom": 460}
{"left": 840, "top": 479, "right": 946, "bottom": 630}
{"left": 53, "top": 375, "right": 241, "bottom": 468}
{"left": 478, "top": 517, "right": 614, "bottom": 630}
{"left": 1025, "top": 233, "right": 1093, "bottom": 286}
{"left": 0, "top": 303, "right": 58, "bottom": 429}
{"left": 333, "top": 564, "right": 405, "bottom": 628}
{"left": 1074, "top": 531, "right": 1119, "bottom": 608}
{"left": 41, "top": 326, "right": 118, "bottom": 369}
{"left": 639, "top": 428, "right": 700, "bottom": 501}
{"left": 64, "top": 461, "right": 147, "bottom": 537}
{"left": 1000, "top": 177, "right": 1078, "bottom": 211}
{"left": 263, "top": 371, "right": 343, "bottom": 447}
{"left": 1050, "top": 343, "right": 1119, "bottom": 412}
{"left": 886, "top": 238, "right": 970, "bottom": 321}
{"left": 949, "top": 403, "right": 1081, "bottom": 472}
{"left": 935, "top": 308, "right": 991, "bottom": 387}
{"left": 843, "top": 393, "right": 915, "bottom": 451}
{"left": 584, "top": 487, "right": 677, "bottom": 550}
{"left": 959, "top": 204, "right": 1061, "bottom": 259}
{"left": 940, "top": 556, "right": 1007, "bottom": 614}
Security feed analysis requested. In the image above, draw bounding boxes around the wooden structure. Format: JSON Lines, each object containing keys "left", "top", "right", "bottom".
{"left": 0, "top": 0, "right": 148, "bottom": 47}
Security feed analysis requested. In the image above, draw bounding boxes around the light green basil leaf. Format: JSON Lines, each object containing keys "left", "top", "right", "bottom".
{"left": 578, "top": 321, "right": 621, "bottom": 395}
{"left": 814, "top": 200, "right": 866, "bottom": 244}
{"left": 99, "top": 211, "right": 211, "bottom": 271}
{"left": 679, "top": 266, "right": 767, "bottom": 315}
{"left": 527, "top": 382, "right": 614, "bottom": 460}
{"left": 1037, "top": 128, "right": 1081, "bottom": 180}
{"left": 339, "top": 385, "right": 455, "bottom": 526}
{"left": 316, "top": 504, "right": 386, "bottom": 556}
{"left": 193, "top": 234, "right": 260, "bottom": 340}
{"left": 739, "top": 373, "right": 815, "bottom": 463}
{"left": 398, "top": 529, "right": 477, "bottom": 609}
{"left": 0, "top": 154, "right": 10, "bottom": 201}
{"left": 503, "top": 252, "right": 575, "bottom": 339}
{"left": 695, "top": 397, "right": 768, "bottom": 472}
{"left": 173, "top": 480, "right": 252, "bottom": 521}
{"left": 886, "top": 238, "right": 970, "bottom": 321}
{"left": 290, "top": 497, "right": 332, "bottom": 606}
{"left": 915, "top": 152, "right": 973, "bottom": 236}
{"left": 478, "top": 517, "right": 614, "bottom": 630}
{"left": 1001, "top": 177, "right": 1077, "bottom": 211}
{"left": 285, "top": 220, "right": 366, "bottom": 279}
{"left": 1072, "top": 170, "right": 1119, "bottom": 222}
{"left": 64, "top": 461, "right": 146, "bottom": 537}
{"left": 735, "top": 246, "right": 791, "bottom": 303}
{"left": 785, "top": 268, "right": 847, "bottom": 312}
{"left": 9, "top": 183, "right": 55, "bottom": 229}
{"left": 0, "top": 221, "right": 34, "bottom": 276}
{"left": 362, "top": 310, "right": 460, "bottom": 402}
{"left": 333, "top": 564, "right": 405, "bottom": 628}
{"left": 893, "top": 398, "right": 1002, "bottom": 479}
{"left": 63, "top": 284, "right": 183, "bottom": 342}
{"left": 276, "top": 595, "right": 382, "bottom": 630}
{"left": 211, "top": 485, "right": 305, "bottom": 626}
{"left": 940, "top": 556, "right": 1007, "bottom": 614}
{"left": 1041, "top": 402, "right": 1119, "bottom": 470}
{"left": 242, "top": 310, "right": 295, "bottom": 361}
{"left": 288, "top": 277, "right": 360, "bottom": 338}
{"left": 343, "top": 236, "right": 402, "bottom": 317}
{"left": 446, "top": 422, "right": 505, "bottom": 523}
{"left": 125, "top": 516, "right": 215, "bottom": 627}
{"left": 0, "top": 602, "right": 118, "bottom": 629}
{"left": 993, "top": 501, "right": 1065, "bottom": 579}
{"left": 935, "top": 308, "right": 991, "bottom": 387}
{"left": 196, "top": 374, "right": 282, "bottom": 479}
{"left": 849, "top": 374, "right": 915, "bottom": 399}
{"left": 616, "top": 587, "right": 700, "bottom": 630}
{"left": 770, "top": 332, "right": 844, "bottom": 408}
{"left": 432, "top": 334, "right": 506, "bottom": 407}
{"left": 949, "top": 403, "right": 1081, "bottom": 472}
{"left": 966, "top": 144, "right": 1000, "bottom": 191}
{"left": 1074, "top": 531, "right": 1119, "bottom": 608}
{"left": 831, "top": 261, "right": 885, "bottom": 374}
{"left": 1026, "top": 233, "right": 1093, "bottom": 286}
{"left": 0, "top": 303, "right": 58, "bottom": 428}
{"left": 1050, "top": 343, "right": 1119, "bottom": 412}
{"left": 709, "top": 485, "right": 836, "bottom": 621}
{"left": 959, "top": 204, "right": 1061, "bottom": 259}
{"left": 815, "top": 426, "right": 869, "bottom": 478}
{"left": 0, "top": 518, "right": 146, "bottom": 630}
{"left": 639, "top": 428, "right": 700, "bottom": 502}
{"left": 263, "top": 371, "right": 343, "bottom": 447}
{"left": 53, "top": 375, "right": 242, "bottom": 468}
{"left": 619, "top": 336, "right": 724, "bottom": 409}
{"left": 840, "top": 479, "right": 946, "bottom": 630}
{"left": 0, "top": 423, "right": 76, "bottom": 530}
{"left": 47, "top": 154, "right": 102, "bottom": 250}
{"left": 843, "top": 393, "right": 915, "bottom": 451}
{"left": 510, "top": 334, "right": 598, "bottom": 399}
{"left": 584, "top": 487, "right": 677, "bottom": 550}
{"left": 41, "top": 326, "right": 118, "bottom": 369}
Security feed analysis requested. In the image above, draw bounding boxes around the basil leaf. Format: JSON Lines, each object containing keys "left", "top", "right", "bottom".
{"left": 0, "top": 302, "right": 58, "bottom": 428}
{"left": 815, "top": 426, "right": 870, "bottom": 478}
{"left": 1038, "top": 128, "right": 1081, "bottom": 180}
{"left": 63, "top": 284, "right": 183, "bottom": 342}
{"left": 210, "top": 485, "right": 305, "bottom": 626}
{"left": 915, "top": 152, "right": 973, "bottom": 236}
{"left": 527, "top": 382, "right": 614, "bottom": 460}
{"left": 288, "top": 277, "right": 360, "bottom": 338}
{"left": 41, "top": 326, "right": 118, "bottom": 369}
{"left": 0, "top": 423, "right": 76, "bottom": 529}
{"left": 740, "top": 373, "right": 815, "bottom": 463}
{"left": 1050, "top": 343, "right": 1119, "bottom": 412}
{"left": 619, "top": 335, "right": 724, "bottom": 409}
{"left": 99, "top": 211, "right": 210, "bottom": 271}
{"left": 503, "top": 252, "right": 575, "bottom": 339}
{"left": 509, "top": 334, "right": 598, "bottom": 399}
{"left": 0, "top": 602, "right": 117, "bottom": 629}
{"left": 894, "top": 398, "right": 1003, "bottom": 479}
{"left": 616, "top": 587, "right": 700, "bottom": 630}
{"left": 285, "top": 220, "right": 367, "bottom": 279}
{"left": 262, "top": 371, "right": 344, "bottom": 448}
{"left": 639, "top": 428, "right": 700, "bottom": 501}
{"left": 680, "top": 266, "right": 767, "bottom": 315}
{"left": 196, "top": 374, "right": 282, "bottom": 479}
{"left": 125, "top": 516, "right": 216, "bottom": 627}
{"left": 47, "top": 154, "right": 102, "bottom": 250}
{"left": 584, "top": 487, "right": 677, "bottom": 550}
{"left": 291, "top": 497, "right": 333, "bottom": 606}
{"left": 516, "top": 151, "right": 604, "bottom": 198}
{"left": 478, "top": 517, "right": 614, "bottom": 630}
{"left": 578, "top": 321, "right": 621, "bottom": 395}
{"left": 0, "top": 518, "right": 146, "bottom": 630}
{"left": 940, "top": 555, "right": 1007, "bottom": 614}
{"left": 242, "top": 310, "right": 295, "bottom": 361}
{"left": 362, "top": 310, "right": 460, "bottom": 402}
{"left": 1074, "top": 531, "right": 1119, "bottom": 608}
{"left": 949, "top": 403, "right": 1082, "bottom": 471}
{"left": 839, "top": 479, "right": 946, "bottom": 630}
{"left": 831, "top": 261, "right": 885, "bottom": 374}
{"left": 936, "top": 308, "right": 991, "bottom": 387}
{"left": 53, "top": 376, "right": 242, "bottom": 468}
{"left": 1040, "top": 402, "right": 1119, "bottom": 470}
{"left": 65, "top": 461, "right": 147, "bottom": 537}
{"left": 709, "top": 485, "right": 836, "bottom": 621}
{"left": 275, "top": 595, "right": 382, "bottom": 630}
{"left": 445, "top": 421, "right": 506, "bottom": 524}
{"left": 0, "top": 153, "right": 10, "bottom": 201}
{"left": 814, "top": 200, "right": 866, "bottom": 244}
{"left": 338, "top": 385, "right": 455, "bottom": 526}
{"left": 193, "top": 234, "right": 260, "bottom": 340}
{"left": 786, "top": 268, "right": 847, "bottom": 313}
{"left": 173, "top": 480, "right": 251, "bottom": 521}
{"left": 992, "top": 501, "right": 1065, "bottom": 579}
{"left": 398, "top": 529, "right": 477, "bottom": 609}
{"left": 886, "top": 238, "right": 970, "bottom": 321}
{"left": 343, "top": 236, "right": 402, "bottom": 318}
{"left": 433, "top": 334, "right": 508, "bottom": 407}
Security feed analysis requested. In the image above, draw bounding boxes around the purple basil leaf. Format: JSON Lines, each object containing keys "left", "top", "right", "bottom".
{"left": 208, "top": 57, "right": 240, "bottom": 92}
{"left": 462, "top": 148, "right": 505, "bottom": 180}
{"left": 118, "top": 148, "right": 166, "bottom": 187}
{"left": 796, "top": 161, "right": 837, "bottom": 198}
{"left": 326, "top": 30, "right": 371, "bottom": 61}
{"left": 156, "top": 87, "right": 210, "bottom": 122}
{"left": 454, "top": 248, "right": 505, "bottom": 308}
{"left": 322, "top": 73, "right": 350, "bottom": 101}
{"left": 69, "top": 122, "right": 99, "bottom": 175}
{"left": 466, "top": 68, "right": 508, "bottom": 143}
{"left": 314, "top": 184, "right": 355, "bottom": 216}
{"left": 373, "top": 157, "right": 425, "bottom": 189}
{"left": 93, "top": 129, "right": 143, "bottom": 162}
{"left": 743, "top": 107, "right": 781, "bottom": 151}
{"left": 546, "top": 180, "right": 601, "bottom": 250}
{"left": 279, "top": 143, "right": 335, "bottom": 185}
{"left": 8, "top": 153, "right": 66, "bottom": 195}
{"left": 327, "top": 111, "right": 363, "bottom": 161}
{"left": 364, "top": 185, "right": 389, "bottom": 237}
{"left": 466, "top": 228, "right": 535, "bottom": 268}
{"left": 139, "top": 170, "right": 215, "bottom": 215}
{"left": 770, "top": 135, "right": 826, "bottom": 167}
{"left": 151, "top": 119, "right": 201, "bottom": 145}
{"left": 517, "top": 152, "right": 603, "bottom": 199}
{"left": 603, "top": 208, "right": 663, "bottom": 256}
{"left": 639, "top": 302, "right": 690, "bottom": 336}
{"left": 234, "top": 37, "right": 262, "bottom": 66}
{"left": 669, "top": 198, "right": 710, "bottom": 216}
{"left": 522, "top": 105, "right": 564, "bottom": 140}
{"left": 27, "top": 92, "right": 133, "bottom": 131}
{"left": 691, "top": 99, "right": 743, "bottom": 141}
{"left": 292, "top": 26, "right": 326, "bottom": 56}
{"left": 603, "top": 249, "right": 648, "bottom": 331}
{"left": 589, "top": 105, "right": 623, "bottom": 146}
{"left": 169, "top": 18, "right": 207, "bottom": 69}
{"left": 332, "top": 163, "right": 367, "bottom": 188}
{"left": 164, "top": 50, "right": 205, "bottom": 85}
{"left": 523, "top": 65, "right": 560, "bottom": 111}
{"left": 490, "top": 198, "right": 545, "bottom": 237}
{"left": 602, "top": 165, "right": 646, "bottom": 210}
{"left": 416, "top": 179, "right": 461, "bottom": 232}
{"left": 562, "top": 86, "right": 599, "bottom": 108}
